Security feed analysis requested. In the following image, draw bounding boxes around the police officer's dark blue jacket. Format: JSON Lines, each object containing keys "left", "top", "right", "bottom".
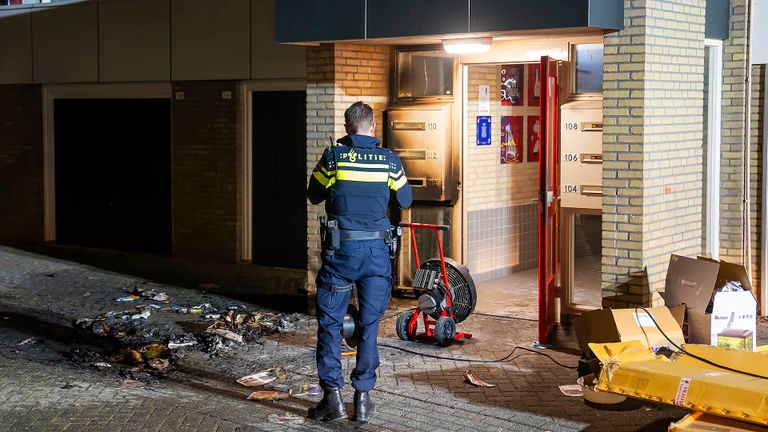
{"left": 307, "top": 134, "right": 413, "bottom": 231}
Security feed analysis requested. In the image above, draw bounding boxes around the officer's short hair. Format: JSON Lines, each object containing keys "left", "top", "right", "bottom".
{"left": 344, "top": 102, "right": 374, "bottom": 134}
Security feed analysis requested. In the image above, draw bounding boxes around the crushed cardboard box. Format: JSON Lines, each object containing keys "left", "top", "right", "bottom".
{"left": 574, "top": 305, "right": 685, "bottom": 355}
{"left": 589, "top": 340, "right": 768, "bottom": 426}
{"left": 663, "top": 255, "right": 757, "bottom": 351}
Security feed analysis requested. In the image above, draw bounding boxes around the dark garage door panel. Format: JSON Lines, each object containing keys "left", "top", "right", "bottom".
{"left": 55, "top": 99, "right": 172, "bottom": 253}
{"left": 252, "top": 91, "right": 307, "bottom": 269}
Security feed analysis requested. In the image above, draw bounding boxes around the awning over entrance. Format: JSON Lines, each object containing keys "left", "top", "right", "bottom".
{"left": 274, "top": 0, "right": 624, "bottom": 44}
{"left": 275, "top": 0, "right": 731, "bottom": 44}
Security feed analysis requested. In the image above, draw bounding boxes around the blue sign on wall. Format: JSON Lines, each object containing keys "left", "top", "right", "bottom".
{"left": 477, "top": 116, "right": 491, "bottom": 146}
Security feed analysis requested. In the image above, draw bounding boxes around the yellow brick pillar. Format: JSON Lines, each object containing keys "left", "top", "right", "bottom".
{"left": 720, "top": 0, "right": 751, "bottom": 269}
{"left": 304, "top": 44, "right": 391, "bottom": 310}
{"left": 602, "top": 0, "right": 706, "bottom": 307}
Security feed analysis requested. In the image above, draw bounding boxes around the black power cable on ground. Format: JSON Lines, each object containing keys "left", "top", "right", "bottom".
{"left": 635, "top": 306, "right": 768, "bottom": 380}
{"left": 378, "top": 342, "right": 579, "bottom": 370}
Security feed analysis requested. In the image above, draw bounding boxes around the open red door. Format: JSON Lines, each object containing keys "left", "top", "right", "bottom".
{"left": 537, "top": 56, "right": 559, "bottom": 344}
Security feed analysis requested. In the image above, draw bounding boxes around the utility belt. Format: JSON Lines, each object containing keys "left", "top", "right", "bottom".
{"left": 319, "top": 217, "right": 401, "bottom": 258}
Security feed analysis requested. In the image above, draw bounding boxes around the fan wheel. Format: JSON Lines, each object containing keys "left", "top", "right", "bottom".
{"left": 434, "top": 316, "right": 456, "bottom": 347}
{"left": 395, "top": 310, "right": 415, "bottom": 341}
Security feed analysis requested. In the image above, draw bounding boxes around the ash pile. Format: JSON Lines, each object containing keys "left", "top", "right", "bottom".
{"left": 197, "top": 306, "right": 310, "bottom": 355}
{"left": 72, "top": 286, "right": 311, "bottom": 375}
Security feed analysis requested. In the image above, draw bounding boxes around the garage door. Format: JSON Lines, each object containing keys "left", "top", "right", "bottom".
{"left": 55, "top": 99, "right": 172, "bottom": 253}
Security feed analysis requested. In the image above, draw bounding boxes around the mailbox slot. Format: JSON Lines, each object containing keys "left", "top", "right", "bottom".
{"left": 580, "top": 153, "right": 602, "bottom": 164}
{"left": 580, "top": 185, "right": 603, "bottom": 196}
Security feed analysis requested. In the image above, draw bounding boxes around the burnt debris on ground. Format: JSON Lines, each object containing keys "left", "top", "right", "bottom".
{"left": 70, "top": 286, "right": 312, "bottom": 376}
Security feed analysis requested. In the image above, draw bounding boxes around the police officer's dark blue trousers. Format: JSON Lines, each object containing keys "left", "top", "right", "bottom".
{"left": 315, "top": 239, "right": 391, "bottom": 392}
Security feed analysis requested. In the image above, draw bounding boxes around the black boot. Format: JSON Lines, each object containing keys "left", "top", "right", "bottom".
{"left": 353, "top": 390, "right": 374, "bottom": 422}
{"left": 308, "top": 387, "right": 348, "bottom": 421}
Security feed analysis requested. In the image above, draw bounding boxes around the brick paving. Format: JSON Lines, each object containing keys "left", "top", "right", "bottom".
{"left": 0, "top": 245, "right": 765, "bottom": 431}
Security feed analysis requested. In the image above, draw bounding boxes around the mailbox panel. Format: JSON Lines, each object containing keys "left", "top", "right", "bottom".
{"left": 386, "top": 102, "right": 455, "bottom": 202}
{"left": 560, "top": 100, "right": 603, "bottom": 209}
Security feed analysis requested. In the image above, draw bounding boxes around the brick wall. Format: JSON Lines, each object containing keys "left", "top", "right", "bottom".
{"left": 171, "top": 81, "right": 244, "bottom": 261}
{"left": 602, "top": 0, "right": 705, "bottom": 305}
{"left": 640, "top": 0, "right": 705, "bottom": 288}
{"left": 719, "top": 0, "right": 750, "bottom": 265}
{"left": 305, "top": 44, "right": 390, "bottom": 294}
{"left": 750, "top": 64, "right": 765, "bottom": 289}
{"left": 465, "top": 64, "right": 539, "bottom": 209}
{"left": 0, "top": 85, "right": 43, "bottom": 245}
{"left": 601, "top": 0, "right": 647, "bottom": 297}
{"left": 306, "top": 45, "right": 335, "bottom": 281}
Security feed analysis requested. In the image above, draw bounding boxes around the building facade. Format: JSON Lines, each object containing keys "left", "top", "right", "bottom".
{"left": 0, "top": 0, "right": 765, "bottom": 317}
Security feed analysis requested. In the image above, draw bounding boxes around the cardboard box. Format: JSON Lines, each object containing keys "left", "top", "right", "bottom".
{"left": 590, "top": 341, "right": 768, "bottom": 426}
{"left": 669, "top": 412, "right": 768, "bottom": 432}
{"left": 574, "top": 306, "right": 685, "bottom": 355}
{"left": 663, "top": 255, "right": 757, "bottom": 351}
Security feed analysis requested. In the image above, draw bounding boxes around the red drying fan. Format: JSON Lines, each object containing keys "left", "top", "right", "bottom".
{"left": 395, "top": 223, "right": 477, "bottom": 347}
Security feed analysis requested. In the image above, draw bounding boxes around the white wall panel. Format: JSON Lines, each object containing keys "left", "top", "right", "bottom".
{"left": 0, "top": 10, "right": 33, "bottom": 83}
{"left": 753, "top": 0, "right": 768, "bottom": 65}
{"left": 99, "top": 0, "right": 171, "bottom": 82}
{"left": 171, "top": 0, "right": 250, "bottom": 81}
{"left": 32, "top": 2, "right": 98, "bottom": 83}
{"left": 250, "top": 0, "right": 305, "bottom": 79}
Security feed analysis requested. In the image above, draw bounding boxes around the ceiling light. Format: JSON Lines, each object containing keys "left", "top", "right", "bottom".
{"left": 442, "top": 38, "right": 492, "bottom": 55}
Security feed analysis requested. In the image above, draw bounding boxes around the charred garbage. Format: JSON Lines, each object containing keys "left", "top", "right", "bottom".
{"left": 72, "top": 286, "right": 311, "bottom": 377}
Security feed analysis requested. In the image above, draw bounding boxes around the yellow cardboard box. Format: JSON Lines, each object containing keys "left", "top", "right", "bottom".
{"left": 670, "top": 412, "right": 768, "bottom": 431}
{"left": 590, "top": 341, "right": 768, "bottom": 426}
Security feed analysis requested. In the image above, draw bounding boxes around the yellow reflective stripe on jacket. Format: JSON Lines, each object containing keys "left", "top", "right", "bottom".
{"left": 336, "top": 169, "right": 389, "bottom": 183}
{"left": 320, "top": 166, "right": 336, "bottom": 177}
{"left": 389, "top": 175, "right": 408, "bottom": 191}
{"left": 313, "top": 170, "right": 336, "bottom": 188}
{"left": 338, "top": 162, "right": 389, "bottom": 170}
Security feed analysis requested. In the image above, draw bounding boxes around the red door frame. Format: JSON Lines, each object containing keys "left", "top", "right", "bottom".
{"left": 538, "top": 56, "right": 559, "bottom": 344}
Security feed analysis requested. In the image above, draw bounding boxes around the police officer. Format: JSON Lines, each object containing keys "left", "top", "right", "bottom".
{"left": 306, "top": 102, "right": 412, "bottom": 422}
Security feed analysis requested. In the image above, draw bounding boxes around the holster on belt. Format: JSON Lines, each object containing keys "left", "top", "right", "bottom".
{"left": 385, "top": 226, "right": 402, "bottom": 259}
{"left": 319, "top": 216, "right": 340, "bottom": 254}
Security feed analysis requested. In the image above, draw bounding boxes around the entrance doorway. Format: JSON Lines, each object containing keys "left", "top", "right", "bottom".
{"left": 54, "top": 98, "right": 172, "bottom": 253}
{"left": 463, "top": 63, "right": 542, "bottom": 320}
{"left": 461, "top": 56, "right": 602, "bottom": 341}
{"left": 250, "top": 91, "right": 307, "bottom": 268}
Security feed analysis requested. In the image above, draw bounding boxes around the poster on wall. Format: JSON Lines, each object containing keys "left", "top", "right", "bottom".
{"left": 500, "top": 116, "right": 523, "bottom": 164}
{"left": 500, "top": 64, "right": 523, "bottom": 106}
{"left": 527, "top": 116, "right": 541, "bottom": 162}
{"left": 476, "top": 116, "right": 492, "bottom": 146}
{"left": 527, "top": 63, "right": 541, "bottom": 107}
{"left": 478, "top": 85, "right": 490, "bottom": 115}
